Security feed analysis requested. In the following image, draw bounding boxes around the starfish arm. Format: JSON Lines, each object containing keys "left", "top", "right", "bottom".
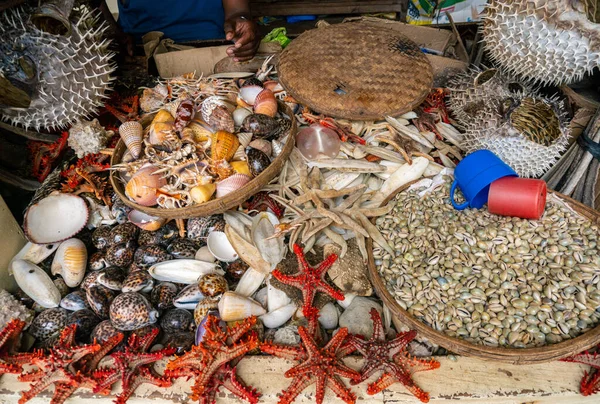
{"left": 278, "top": 374, "right": 314, "bottom": 404}
{"left": 315, "top": 372, "right": 327, "bottom": 404}
{"left": 67, "top": 344, "right": 101, "bottom": 365}
{"left": 8, "top": 352, "right": 43, "bottom": 366}
{"left": 332, "top": 361, "right": 361, "bottom": 380}
{"left": 0, "top": 361, "right": 22, "bottom": 374}
{"left": 228, "top": 317, "right": 258, "bottom": 344}
{"left": 0, "top": 320, "right": 26, "bottom": 351}
{"left": 351, "top": 359, "right": 384, "bottom": 385}
{"left": 563, "top": 352, "right": 600, "bottom": 370}
{"left": 260, "top": 342, "right": 305, "bottom": 361}
{"left": 126, "top": 351, "right": 175, "bottom": 371}
{"left": 347, "top": 337, "right": 369, "bottom": 356}
{"left": 92, "top": 368, "right": 121, "bottom": 393}
{"left": 327, "top": 375, "right": 357, "bottom": 404}
{"left": 324, "top": 327, "right": 349, "bottom": 352}
{"left": 19, "top": 369, "right": 73, "bottom": 404}
{"left": 18, "top": 369, "right": 45, "bottom": 382}
{"left": 50, "top": 382, "right": 79, "bottom": 404}
{"left": 221, "top": 366, "right": 261, "bottom": 404}
{"left": 368, "top": 365, "right": 432, "bottom": 403}
{"left": 84, "top": 333, "right": 124, "bottom": 372}
{"left": 115, "top": 367, "right": 172, "bottom": 404}
{"left": 315, "top": 281, "right": 344, "bottom": 302}
{"left": 271, "top": 270, "right": 304, "bottom": 289}
{"left": 369, "top": 308, "right": 386, "bottom": 341}
{"left": 581, "top": 370, "right": 600, "bottom": 396}
{"left": 386, "top": 331, "right": 417, "bottom": 358}
{"left": 393, "top": 352, "right": 441, "bottom": 373}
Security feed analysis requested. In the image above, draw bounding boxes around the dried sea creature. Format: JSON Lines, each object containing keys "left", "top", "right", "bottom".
{"left": 50, "top": 238, "right": 87, "bottom": 287}
{"left": 119, "top": 121, "right": 143, "bottom": 159}
{"left": 68, "top": 119, "right": 112, "bottom": 158}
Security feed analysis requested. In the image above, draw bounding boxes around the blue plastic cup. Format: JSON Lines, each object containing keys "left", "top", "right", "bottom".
{"left": 450, "top": 150, "right": 518, "bottom": 210}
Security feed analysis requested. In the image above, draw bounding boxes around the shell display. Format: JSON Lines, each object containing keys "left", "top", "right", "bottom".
{"left": 187, "top": 215, "right": 225, "bottom": 241}
{"left": 253, "top": 89, "right": 278, "bottom": 117}
{"left": 86, "top": 285, "right": 118, "bottom": 318}
{"left": 97, "top": 266, "right": 127, "bottom": 290}
{"left": 60, "top": 290, "right": 90, "bottom": 311}
{"left": 125, "top": 164, "right": 167, "bottom": 206}
{"left": 216, "top": 174, "right": 251, "bottom": 198}
{"left": 88, "top": 251, "right": 108, "bottom": 271}
{"left": 109, "top": 223, "right": 139, "bottom": 246}
{"left": 91, "top": 320, "right": 122, "bottom": 344}
{"left": 217, "top": 291, "right": 266, "bottom": 322}
{"left": 29, "top": 308, "right": 68, "bottom": 341}
{"left": 50, "top": 238, "right": 87, "bottom": 287}
{"left": 246, "top": 147, "right": 271, "bottom": 177}
{"left": 67, "top": 309, "right": 100, "bottom": 341}
{"left": 160, "top": 308, "right": 194, "bottom": 334}
{"left": 92, "top": 226, "right": 112, "bottom": 250}
{"left": 109, "top": 292, "right": 159, "bottom": 331}
{"left": 151, "top": 282, "right": 178, "bottom": 310}
{"left": 197, "top": 274, "right": 228, "bottom": 297}
{"left": 0, "top": 6, "right": 115, "bottom": 130}
{"left": 211, "top": 131, "right": 240, "bottom": 162}
{"left": 173, "top": 99, "right": 195, "bottom": 132}
{"left": 122, "top": 271, "right": 154, "bottom": 293}
{"left": 193, "top": 297, "right": 220, "bottom": 325}
{"left": 119, "top": 121, "right": 143, "bottom": 159}
{"left": 483, "top": 0, "right": 600, "bottom": 85}
{"left": 12, "top": 259, "right": 61, "bottom": 308}
{"left": 105, "top": 242, "right": 135, "bottom": 267}
{"left": 134, "top": 244, "right": 172, "bottom": 267}
{"left": 173, "top": 284, "right": 204, "bottom": 310}
{"left": 167, "top": 238, "right": 199, "bottom": 259}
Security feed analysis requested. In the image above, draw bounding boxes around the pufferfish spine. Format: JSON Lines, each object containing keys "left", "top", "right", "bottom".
{"left": 0, "top": 7, "right": 116, "bottom": 130}
{"left": 483, "top": 0, "right": 600, "bottom": 86}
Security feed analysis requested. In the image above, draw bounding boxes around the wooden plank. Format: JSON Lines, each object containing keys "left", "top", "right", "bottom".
{"left": 250, "top": 1, "right": 407, "bottom": 16}
{"left": 0, "top": 121, "right": 59, "bottom": 143}
{"left": 0, "top": 356, "right": 595, "bottom": 403}
{"left": 0, "top": 195, "right": 26, "bottom": 292}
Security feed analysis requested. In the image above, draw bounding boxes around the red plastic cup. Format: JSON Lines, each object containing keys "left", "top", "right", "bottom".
{"left": 488, "top": 177, "right": 547, "bottom": 220}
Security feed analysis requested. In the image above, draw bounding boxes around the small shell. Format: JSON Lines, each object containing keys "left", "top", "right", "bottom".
{"left": 207, "top": 231, "right": 239, "bottom": 262}
{"left": 237, "top": 132, "right": 253, "bottom": 148}
{"left": 147, "top": 110, "right": 175, "bottom": 145}
{"left": 272, "top": 139, "right": 284, "bottom": 157}
{"left": 148, "top": 259, "right": 224, "bottom": 284}
{"left": 164, "top": 99, "right": 182, "bottom": 117}
{"left": 225, "top": 260, "right": 248, "bottom": 280}
{"left": 173, "top": 99, "right": 195, "bottom": 132}
{"left": 92, "top": 226, "right": 112, "bottom": 250}
{"left": 167, "top": 238, "right": 200, "bottom": 259}
{"left": 122, "top": 270, "right": 154, "bottom": 293}
{"left": 67, "top": 309, "right": 101, "bottom": 341}
{"left": 91, "top": 320, "right": 122, "bottom": 344}
{"left": 230, "top": 161, "right": 252, "bottom": 177}
{"left": 187, "top": 215, "right": 226, "bottom": 241}
{"left": 251, "top": 212, "right": 285, "bottom": 267}
{"left": 86, "top": 285, "right": 118, "bottom": 319}
{"left": 10, "top": 241, "right": 61, "bottom": 271}
{"left": 109, "top": 223, "right": 139, "bottom": 246}
{"left": 128, "top": 210, "right": 167, "bottom": 231}
{"left": 233, "top": 108, "right": 253, "bottom": 128}
{"left": 109, "top": 292, "right": 159, "bottom": 331}
{"left": 208, "top": 106, "right": 235, "bottom": 133}
{"left": 197, "top": 273, "right": 229, "bottom": 297}
{"left": 160, "top": 308, "right": 194, "bottom": 334}
{"left": 267, "top": 279, "right": 291, "bottom": 312}
{"left": 190, "top": 183, "right": 216, "bottom": 204}
{"left": 239, "top": 85, "right": 263, "bottom": 106}
{"left": 88, "top": 251, "right": 108, "bottom": 271}
{"left": 12, "top": 260, "right": 61, "bottom": 308}
{"left": 29, "top": 308, "right": 68, "bottom": 341}
{"left": 80, "top": 271, "right": 101, "bottom": 292}
{"left": 232, "top": 145, "right": 247, "bottom": 162}
{"left": 134, "top": 244, "right": 173, "bottom": 267}
{"left": 60, "top": 290, "right": 90, "bottom": 311}
{"left": 235, "top": 267, "right": 266, "bottom": 297}
{"left": 151, "top": 282, "right": 178, "bottom": 310}
{"left": 125, "top": 165, "right": 167, "bottom": 206}
{"left": 105, "top": 242, "right": 135, "bottom": 267}
{"left": 51, "top": 238, "right": 87, "bottom": 287}
{"left": 211, "top": 131, "right": 240, "bottom": 162}
{"left": 194, "top": 297, "right": 220, "bottom": 325}
{"left": 195, "top": 309, "right": 222, "bottom": 343}
{"left": 246, "top": 147, "right": 271, "bottom": 177}
{"left": 259, "top": 303, "right": 296, "bottom": 329}
{"left": 217, "top": 291, "right": 266, "bottom": 322}
{"left": 174, "top": 284, "right": 205, "bottom": 310}
{"left": 187, "top": 120, "right": 214, "bottom": 143}
{"left": 216, "top": 174, "right": 251, "bottom": 198}
{"left": 201, "top": 96, "right": 235, "bottom": 121}
{"left": 253, "top": 89, "right": 277, "bottom": 117}
{"left": 119, "top": 121, "right": 143, "bottom": 159}
{"left": 195, "top": 246, "right": 216, "bottom": 263}
{"left": 248, "top": 139, "right": 272, "bottom": 157}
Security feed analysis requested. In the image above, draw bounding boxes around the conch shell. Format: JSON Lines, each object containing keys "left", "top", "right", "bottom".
{"left": 125, "top": 164, "right": 167, "bottom": 206}
{"left": 51, "top": 238, "right": 87, "bottom": 287}
{"left": 147, "top": 109, "right": 175, "bottom": 145}
{"left": 217, "top": 291, "right": 266, "bottom": 321}
{"left": 201, "top": 96, "right": 235, "bottom": 132}
{"left": 119, "top": 121, "right": 143, "bottom": 159}
{"left": 211, "top": 131, "right": 240, "bottom": 161}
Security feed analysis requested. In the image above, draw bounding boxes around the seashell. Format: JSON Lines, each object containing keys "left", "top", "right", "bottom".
{"left": 251, "top": 212, "right": 285, "bottom": 267}
{"left": 253, "top": 287, "right": 268, "bottom": 308}
{"left": 9, "top": 241, "right": 61, "bottom": 274}
{"left": 242, "top": 114, "right": 291, "bottom": 141}
{"left": 187, "top": 119, "right": 214, "bottom": 143}
{"left": 53, "top": 277, "right": 70, "bottom": 298}
{"left": 246, "top": 147, "right": 271, "bottom": 177}
{"left": 216, "top": 174, "right": 251, "bottom": 198}
{"left": 148, "top": 259, "right": 224, "bottom": 284}
{"left": 207, "top": 231, "right": 239, "bottom": 262}
{"left": 297, "top": 124, "right": 340, "bottom": 160}
{"left": 166, "top": 238, "right": 198, "bottom": 260}
{"left": 230, "top": 161, "right": 252, "bottom": 177}
{"left": 318, "top": 302, "right": 339, "bottom": 330}
{"left": 164, "top": 99, "right": 182, "bottom": 118}
{"left": 12, "top": 260, "right": 61, "bottom": 308}
{"left": 24, "top": 193, "right": 89, "bottom": 244}
{"left": 80, "top": 271, "right": 101, "bottom": 292}
{"left": 211, "top": 131, "right": 240, "bottom": 161}
{"left": 240, "top": 77, "right": 263, "bottom": 88}
{"left": 194, "top": 297, "right": 220, "bottom": 325}
{"left": 92, "top": 225, "right": 112, "bottom": 250}
{"left": 235, "top": 268, "right": 266, "bottom": 297}
{"left": 224, "top": 224, "right": 271, "bottom": 274}
{"left": 173, "top": 99, "right": 195, "bottom": 132}
{"left": 110, "top": 292, "right": 159, "bottom": 331}
{"left": 125, "top": 164, "right": 167, "bottom": 206}
{"left": 119, "top": 121, "right": 143, "bottom": 159}
{"left": 174, "top": 284, "right": 205, "bottom": 310}
{"left": 138, "top": 221, "right": 178, "bottom": 247}
{"left": 259, "top": 303, "right": 296, "bottom": 329}
{"left": 109, "top": 223, "right": 139, "bottom": 246}
{"left": 207, "top": 106, "right": 235, "bottom": 133}
{"left": 122, "top": 270, "right": 154, "bottom": 293}
{"left": 225, "top": 260, "right": 248, "bottom": 280}
{"left": 211, "top": 159, "right": 235, "bottom": 180}
{"left": 128, "top": 210, "right": 167, "bottom": 231}
{"left": 236, "top": 96, "right": 252, "bottom": 109}
{"left": 187, "top": 215, "right": 226, "bottom": 241}
{"left": 195, "top": 246, "right": 216, "bottom": 263}
{"left": 267, "top": 278, "right": 291, "bottom": 312}
{"left": 134, "top": 244, "right": 173, "bottom": 267}
{"left": 239, "top": 85, "right": 263, "bottom": 106}
{"left": 217, "top": 291, "right": 266, "bottom": 322}
{"left": 97, "top": 266, "right": 127, "bottom": 291}
{"left": 253, "top": 89, "right": 277, "bottom": 117}
{"left": 91, "top": 320, "right": 123, "bottom": 344}
{"left": 147, "top": 110, "right": 175, "bottom": 145}
{"left": 201, "top": 96, "right": 234, "bottom": 121}
{"left": 263, "top": 80, "right": 283, "bottom": 93}
{"left": 197, "top": 273, "right": 228, "bottom": 297}
{"left": 105, "top": 242, "right": 135, "bottom": 267}
{"left": 232, "top": 145, "right": 246, "bottom": 162}
{"left": 67, "top": 309, "right": 100, "bottom": 341}
{"left": 190, "top": 183, "right": 216, "bottom": 204}
{"left": 160, "top": 308, "right": 194, "bottom": 334}
{"left": 272, "top": 139, "right": 284, "bottom": 158}
{"left": 223, "top": 211, "right": 253, "bottom": 242}
{"left": 151, "top": 282, "right": 178, "bottom": 310}
{"left": 140, "top": 85, "right": 169, "bottom": 113}
{"left": 50, "top": 238, "right": 87, "bottom": 287}
{"left": 237, "top": 132, "right": 253, "bottom": 148}
{"left": 248, "top": 139, "right": 272, "bottom": 157}
{"left": 88, "top": 251, "right": 108, "bottom": 271}
{"left": 337, "top": 292, "right": 356, "bottom": 309}
{"left": 29, "top": 308, "right": 68, "bottom": 341}
{"left": 195, "top": 309, "right": 222, "bottom": 343}
{"left": 163, "top": 331, "right": 195, "bottom": 355}
{"left": 233, "top": 108, "right": 253, "bottom": 127}
{"left": 60, "top": 290, "right": 89, "bottom": 311}
{"left": 86, "top": 285, "right": 118, "bottom": 319}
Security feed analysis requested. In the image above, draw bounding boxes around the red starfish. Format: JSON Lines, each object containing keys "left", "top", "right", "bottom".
{"left": 0, "top": 320, "right": 39, "bottom": 377}
{"left": 18, "top": 325, "right": 100, "bottom": 404}
{"left": 245, "top": 191, "right": 285, "bottom": 218}
{"left": 103, "top": 94, "right": 140, "bottom": 123}
{"left": 272, "top": 244, "right": 344, "bottom": 322}
{"left": 166, "top": 315, "right": 260, "bottom": 404}
{"left": 348, "top": 309, "right": 439, "bottom": 403}
{"left": 562, "top": 345, "right": 600, "bottom": 396}
{"left": 93, "top": 328, "right": 175, "bottom": 404}
{"left": 28, "top": 132, "right": 69, "bottom": 182}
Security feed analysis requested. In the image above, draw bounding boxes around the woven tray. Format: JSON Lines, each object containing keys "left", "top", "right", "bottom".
{"left": 278, "top": 22, "right": 433, "bottom": 120}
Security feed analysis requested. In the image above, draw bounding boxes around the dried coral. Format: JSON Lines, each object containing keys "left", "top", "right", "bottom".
{"left": 67, "top": 119, "right": 113, "bottom": 158}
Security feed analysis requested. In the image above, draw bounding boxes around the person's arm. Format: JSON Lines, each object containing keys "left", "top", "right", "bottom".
{"left": 222, "top": 0, "right": 260, "bottom": 62}
{"left": 99, "top": 0, "right": 134, "bottom": 57}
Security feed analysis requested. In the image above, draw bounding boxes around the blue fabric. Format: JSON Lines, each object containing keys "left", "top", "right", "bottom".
{"left": 117, "top": 0, "right": 225, "bottom": 43}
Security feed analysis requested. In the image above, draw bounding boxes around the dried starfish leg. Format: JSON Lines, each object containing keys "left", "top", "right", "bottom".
{"left": 358, "top": 204, "right": 394, "bottom": 217}
{"left": 315, "top": 204, "right": 343, "bottom": 225}
{"left": 307, "top": 159, "right": 386, "bottom": 173}
{"left": 375, "top": 133, "right": 412, "bottom": 164}
{"left": 351, "top": 211, "right": 395, "bottom": 256}
{"left": 337, "top": 212, "right": 369, "bottom": 238}
{"left": 355, "top": 232, "right": 368, "bottom": 261}
{"left": 322, "top": 227, "right": 348, "bottom": 258}
{"left": 386, "top": 117, "right": 434, "bottom": 149}
{"left": 302, "top": 218, "right": 333, "bottom": 242}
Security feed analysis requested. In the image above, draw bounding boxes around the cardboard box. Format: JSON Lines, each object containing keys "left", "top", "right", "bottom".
{"left": 154, "top": 45, "right": 231, "bottom": 78}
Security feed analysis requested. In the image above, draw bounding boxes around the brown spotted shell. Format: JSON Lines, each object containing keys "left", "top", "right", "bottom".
{"left": 109, "top": 223, "right": 139, "bottom": 246}
{"left": 81, "top": 271, "right": 101, "bottom": 292}
{"left": 193, "top": 297, "right": 220, "bottom": 325}
{"left": 246, "top": 147, "right": 271, "bottom": 177}
{"left": 167, "top": 238, "right": 199, "bottom": 259}
{"left": 67, "top": 309, "right": 100, "bottom": 341}
{"left": 89, "top": 251, "right": 108, "bottom": 271}
{"left": 187, "top": 215, "right": 225, "bottom": 241}
{"left": 197, "top": 274, "right": 228, "bottom": 297}
{"left": 105, "top": 242, "right": 135, "bottom": 267}
{"left": 160, "top": 308, "right": 194, "bottom": 334}
{"left": 91, "top": 320, "right": 123, "bottom": 344}
{"left": 211, "top": 131, "right": 240, "bottom": 162}
{"left": 122, "top": 271, "right": 154, "bottom": 293}
{"left": 29, "top": 308, "right": 68, "bottom": 341}
{"left": 134, "top": 245, "right": 173, "bottom": 267}
{"left": 109, "top": 292, "right": 159, "bottom": 331}
{"left": 97, "top": 266, "right": 127, "bottom": 291}
{"left": 87, "top": 285, "right": 118, "bottom": 319}
{"left": 151, "top": 282, "right": 178, "bottom": 310}
{"left": 92, "top": 226, "right": 112, "bottom": 250}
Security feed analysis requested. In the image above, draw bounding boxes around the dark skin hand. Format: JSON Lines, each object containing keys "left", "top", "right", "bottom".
{"left": 223, "top": 0, "right": 260, "bottom": 62}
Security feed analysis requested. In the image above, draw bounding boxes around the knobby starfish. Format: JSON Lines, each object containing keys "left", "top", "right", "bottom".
{"left": 562, "top": 345, "right": 600, "bottom": 396}
{"left": 348, "top": 309, "right": 440, "bottom": 403}
{"left": 166, "top": 315, "right": 260, "bottom": 404}
{"left": 18, "top": 325, "right": 100, "bottom": 404}
{"left": 93, "top": 328, "right": 175, "bottom": 404}
{"left": 262, "top": 326, "right": 358, "bottom": 404}
{"left": 0, "top": 320, "right": 38, "bottom": 377}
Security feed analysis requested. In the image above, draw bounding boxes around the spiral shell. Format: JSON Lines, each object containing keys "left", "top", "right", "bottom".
{"left": 174, "top": 99, "right": 195, "bottom": 132}
{"left": 51, "top": 238, "right": 87, "bottom": 287}
{"left": 187, "top": 119, "right": 214, "bottom": 143}
{"left": 119, "top": 121, "right": 143, "bottom": 159}
{"left": 216, "top": 174, "right": 251, "bottom": 198}
{"left": 211, "top": 131, "right": 240, "bottom": 161}
{"left": 253, "top": 89, "right": 277, "bottom": 117}
{"left": 125, "top": 164, "right": 167, "bottom": 206}
{"left": 237, "top": 132, "right": 253, "bottom": 148}
{"left": 194, "top": 297, "right": 220, "bottom": 325}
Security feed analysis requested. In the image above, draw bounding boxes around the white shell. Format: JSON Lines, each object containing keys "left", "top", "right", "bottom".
{"left": 201, "top": 96, "right": 235, "bottom": 123}
{"left": 12, "top": 259, "right": 61, "bottom": 308}
{"left": 338, "top": 292, "right": 356, "bottom": 309}
{"left": 207, "top": 231, "right": 239, "bottom": 262}
{"left": 260, "top": 303, "right": 296, "bottom": 329}
{"left": 251, "top": 212, "right": 285, "bottom": 267}
{"left": 174, "top": 284, "right": 205, "bottom": 309}
{"left": 253, "top": 286, "right": 268, "bottom": 308}
{"left": 195, "top": 246, "right": 216, "bottom": 263}
{"left": 51, "top": 238, "right": 87, "bottom": 287}
{"left": 232, "top": 145, "right": 247, "bottom": 162}
{"left": 218, "top": 291, "right": 266, "bottom": 321}
{"left": 235, "top": 267, "right": 266, "bottom": 297}
{"left": 24, "top": 193, "right": 89, "bottom": 244}
{"left": 233, "top": 108, "right": 253, "bottom": 127}
{"left": 223, "top": 211, "right": 253, "bottom": 243}
{"left": 239, "top": 85, "right": 263, "bottom": 106}
{"left": 148, "top": 259, "right": 224, "bottom": 284}
{"left": 318, "top": 302, "right": 339, "bottom": 329}
{"left": 267, "top": 277, "right": 291, "bottom": 312}
{"left": 9, "top": 241, "right": 61, "bottom": 275}
{"left": 225, "top": 224, "right": 271, "bottom": 275}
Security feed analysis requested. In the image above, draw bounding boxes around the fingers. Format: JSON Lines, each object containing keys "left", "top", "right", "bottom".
{"left": 223, "top": 20, "right": 235, "bottom": 41}
{"left": 227, "top": 41, "right": 259, "bottom": 62}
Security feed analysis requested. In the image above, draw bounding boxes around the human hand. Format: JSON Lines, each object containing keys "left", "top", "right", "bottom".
{"left": 224, "top": 15, "right": 260, "bottom": 62}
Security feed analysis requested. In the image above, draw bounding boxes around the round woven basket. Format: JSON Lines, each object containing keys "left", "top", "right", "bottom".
{"left": 110, "top": 103, "right": 296, "bottom": 219}
{"left": 367, "top": 179, "right": 600, "bottom": 364}
{"left": 277, "top": 21, "right": 433, "bottom": 120}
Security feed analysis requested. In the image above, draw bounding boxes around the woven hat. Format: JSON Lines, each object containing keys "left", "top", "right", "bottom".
{"left": 278, "top": 22, "right": 433, "bottom": 120}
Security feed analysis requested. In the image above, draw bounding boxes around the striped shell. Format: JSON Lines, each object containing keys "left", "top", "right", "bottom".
{"left": 216, "top": 174, "right": 251, "bottom": 198}
{"left": 50, "top": 238, "right": 87, "bottom": 287}
{"left": 237, "top": 132, "right": 253, "bottom": 148}
{"left": 207, "top": 106, "right": 235, "bottom": 133}
{"left": 187, "top": 119, "right": 214, "bottom": 143}
{"left": 194, "top": 297, "right": 220, "bottom": 325}
{"left": 211, "top": 131, "right": 240, "bottom": 161}
{"left": 174, "top": 99, "right": 195, "bottom": 132}
{"left": 125, "top": 165, "right": 167, "bottom": 206}
{"left": 119, "top": 121, "right": 143, "bottom": 159}
{"left": 253, "top": 89, "right": 277, "bottom": 117}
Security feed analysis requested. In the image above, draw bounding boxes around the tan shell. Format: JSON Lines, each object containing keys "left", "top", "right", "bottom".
{"left": 119, "top": 121, "right": 143, "bottom": 159}
{"left": 237, "top": 132, "right": 253, "bottom": 148}
{"left": 125, "top": 165, "right": 167, "bottom": 206}
{"left": 51, "top": 238, "right": 87, "bottom": 288}
{"left": 147, "top": 110, "right": 175, "bottom": 145}
{"left": 216, "top": 174, "right": 251, "bottom": 198}
{"left": 211, "top": 131, "right": 240, "bottom": 161}
{"left": 194, "top": 296, "right": 219, "bottom": 324}
{"left": 208, "top": 106, "right": 235, "bottom": 133}
{"left": 217, "top": 291, "right": 266, "bottom": 322}
{"left": 253, "top": 89, "right": 278, "bottom": 117}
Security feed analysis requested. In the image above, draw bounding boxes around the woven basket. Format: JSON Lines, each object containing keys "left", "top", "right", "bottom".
{"left": 367, "top": 179, "right": 600, "bottom": 364}
{"left": 277, "top": 21, "right": 433, "bottom": 120}
{"left": 110, "top": 103, "right": 296, "bottom": 219}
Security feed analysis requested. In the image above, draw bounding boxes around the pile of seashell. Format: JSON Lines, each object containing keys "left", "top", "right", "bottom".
{"left": 113, "top": 76, "right": 292, "bottom": 209}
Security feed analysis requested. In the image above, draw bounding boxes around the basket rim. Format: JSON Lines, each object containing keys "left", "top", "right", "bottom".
{"left": 367, "top": 178, "right": 600, "bottom": 364}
